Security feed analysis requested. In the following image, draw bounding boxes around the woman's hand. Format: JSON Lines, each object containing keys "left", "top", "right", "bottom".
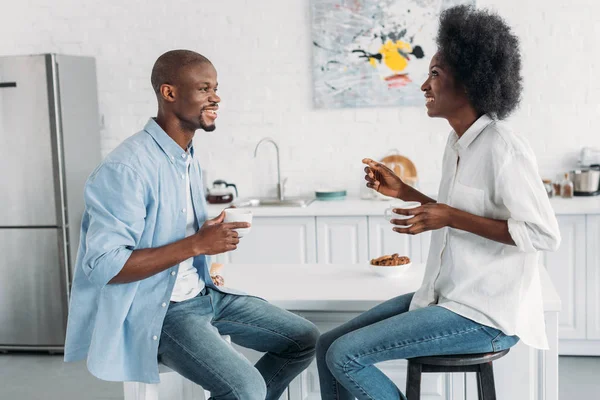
{"left": 390, "top": 203, "right": 455, "bottom": 234}
{"left": 362, "top": 158, "right": 404, "bottom": 198}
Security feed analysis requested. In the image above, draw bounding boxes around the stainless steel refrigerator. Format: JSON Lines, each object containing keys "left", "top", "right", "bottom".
{"left": 0, "top": 54, "right": 101, "bottom": 351}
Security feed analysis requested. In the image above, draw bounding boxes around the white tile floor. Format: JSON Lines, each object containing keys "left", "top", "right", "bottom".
{"left": 0, "top": 353, "right": 598, "bottom": 399}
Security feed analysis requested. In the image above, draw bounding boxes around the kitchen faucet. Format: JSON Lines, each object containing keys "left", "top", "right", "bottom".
{"left": 254, "top": 137, "right": 285, "bottom": 201}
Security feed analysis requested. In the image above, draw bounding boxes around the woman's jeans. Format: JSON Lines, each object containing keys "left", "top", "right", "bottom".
{"left": 316, "top": 293, "right": 519, "bottom": 400}
{"left": 158, "top": 287, "right": 320, "bottom": 400}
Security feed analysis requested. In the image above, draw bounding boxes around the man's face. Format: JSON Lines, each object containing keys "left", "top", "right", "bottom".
{"left": 172, "top": 62, "right": 220, "bottom": 132}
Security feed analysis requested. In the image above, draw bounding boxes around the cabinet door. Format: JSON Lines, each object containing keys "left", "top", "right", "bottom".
{"left": 316, "top": 216, "right": 368, "bottom": 264}
{"left": 214, "top": 217, "right": 316, "bottom": 264}
{"left": 542, "top": 215, "right": 587, "bottom": 339}
{"left": 587, "top": 215, "right": 600, "bottom": 339}
{"left": 368, "top": 216, "right": 424, "bottom": 263}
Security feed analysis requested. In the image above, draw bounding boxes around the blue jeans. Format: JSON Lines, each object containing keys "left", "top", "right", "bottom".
{"left": 316, "top": 293, "right": 519, "bottom": 400}
{"left": 158, "top": 287, "right": 320, "bottom": 400}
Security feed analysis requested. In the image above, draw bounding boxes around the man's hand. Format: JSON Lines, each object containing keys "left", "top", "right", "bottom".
{"left": 362, "top": 158, "right": 405, "bottom": 199}
{"left": 194, "top": 211, "right": 250, "bottom": 255}
{"left": 390, "top": 203, "right": 454, "bottom": 235}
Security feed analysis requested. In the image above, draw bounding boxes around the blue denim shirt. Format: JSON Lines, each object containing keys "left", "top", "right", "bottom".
{"left": 64, "top": 119, "right": 241, "bottom": 383}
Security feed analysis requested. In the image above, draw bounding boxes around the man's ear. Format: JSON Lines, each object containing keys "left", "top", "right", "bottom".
{"left": 159, "top": 84, "right": 176, "bottom": 103}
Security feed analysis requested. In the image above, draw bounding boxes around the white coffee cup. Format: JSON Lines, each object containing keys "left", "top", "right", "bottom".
{"left": 384, "top": 201, "right": 421, "bottom": 227}
{"left": 223, "top": 209, "right": 253, "bottom": 238}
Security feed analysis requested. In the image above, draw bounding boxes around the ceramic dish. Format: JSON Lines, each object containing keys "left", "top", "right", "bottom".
{"left": 315, "top": 189, "right": 347, "bottom": 201}
{"left": 369, "top": 262, "right": 412, "bottom": 278}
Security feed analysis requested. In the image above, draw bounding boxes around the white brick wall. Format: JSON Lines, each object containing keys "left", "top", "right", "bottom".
{"left": 2, "top": 0, "right": 599, "bottom": 197}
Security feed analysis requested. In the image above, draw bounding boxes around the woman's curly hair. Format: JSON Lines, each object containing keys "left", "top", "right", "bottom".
{"left": 436, "top": 5, "right": 522, "bottom": 120}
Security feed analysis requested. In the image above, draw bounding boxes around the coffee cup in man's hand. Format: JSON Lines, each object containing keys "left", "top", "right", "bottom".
{"left": 223, "top": 209, "right": 253, "bottom": 238}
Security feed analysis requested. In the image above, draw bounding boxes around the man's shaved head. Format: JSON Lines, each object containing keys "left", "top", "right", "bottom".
{"left": 151, "top": 50, "right": 211, "bottom": 95}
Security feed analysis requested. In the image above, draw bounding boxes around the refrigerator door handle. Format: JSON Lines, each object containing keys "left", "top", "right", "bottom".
{"left": 0, "top": 82, "right": 17, "bottom": 88}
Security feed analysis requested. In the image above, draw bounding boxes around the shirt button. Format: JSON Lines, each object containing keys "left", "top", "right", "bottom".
{"left": 181, "top": 153, "right": 186, "bottom": 158}
{"left": 171, "top": 271, "right": 176, "bottom": 276}
{"left": 152, "top": 335, "right": 158, "bottom": 341}
{"left": 182, "top": 208, "right": 186, "bottom": 213}
{"left": 162, "top": 302, "right": 167, "bottom": 307}
{"left": 181, "top": 174, "right": 185, "bottom": 179}
{"left": 170, "top": 156, "right": 174, "bottom": 160}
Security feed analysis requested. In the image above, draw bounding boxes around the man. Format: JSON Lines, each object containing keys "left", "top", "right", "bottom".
{"left": 64, "top": 50, "right": 319, "bottom": 400}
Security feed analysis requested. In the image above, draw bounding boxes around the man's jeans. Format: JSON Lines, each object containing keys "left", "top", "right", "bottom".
{"left": 158, "top": 287, "right": 320, "bottom": 400}
{"left": 316, "top": 293, "right": 519, "bottom": 400}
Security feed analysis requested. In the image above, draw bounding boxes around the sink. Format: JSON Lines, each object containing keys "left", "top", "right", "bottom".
{"left": 234, "top": 197, "right": 315, "bottom": 208}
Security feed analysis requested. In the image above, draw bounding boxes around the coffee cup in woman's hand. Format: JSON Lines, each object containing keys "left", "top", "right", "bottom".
{"left": 385, "top": 201, "right": 421, "bottom": 227}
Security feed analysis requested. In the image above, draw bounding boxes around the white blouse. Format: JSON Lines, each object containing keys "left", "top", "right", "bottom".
{"left": 409, "top": 114, "right": 561, "bottom": 349}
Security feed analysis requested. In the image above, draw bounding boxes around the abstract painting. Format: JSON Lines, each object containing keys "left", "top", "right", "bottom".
{"left": 311, "top": 0, "right": 475, "bottom": 108}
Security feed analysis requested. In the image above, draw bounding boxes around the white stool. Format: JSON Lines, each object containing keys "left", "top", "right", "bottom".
{"left": 123, "top": 335, "right": 232, "bottom": 400}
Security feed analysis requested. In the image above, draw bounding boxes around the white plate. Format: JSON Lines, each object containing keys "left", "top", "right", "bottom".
{"left": 369, "top": 262, "right": 412, "bottom": 278}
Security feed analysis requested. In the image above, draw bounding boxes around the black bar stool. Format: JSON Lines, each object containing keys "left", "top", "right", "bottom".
{"left": 406, "top": 349, "right": 509, "bottom": 400}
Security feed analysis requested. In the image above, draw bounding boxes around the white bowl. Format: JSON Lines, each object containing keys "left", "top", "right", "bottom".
{"left": 369, "top": 262, "right": 411, "bottom": 278}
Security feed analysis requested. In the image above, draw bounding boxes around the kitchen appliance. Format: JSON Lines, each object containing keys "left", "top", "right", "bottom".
{"left": 0, "top": 54, "right": 101, "bottom": 351}
{"left": 206, "top": 179, "right": 238, "bottom": 204}
{"left": 571, "top": 165, "right": 600, "bottom": 196}
{"left": 579, "top": 147, "right": 600, "bottom": 167}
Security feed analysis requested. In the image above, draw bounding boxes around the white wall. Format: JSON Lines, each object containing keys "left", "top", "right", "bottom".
{"left": 2, "top": 0, "right": 599, "bottom": 197}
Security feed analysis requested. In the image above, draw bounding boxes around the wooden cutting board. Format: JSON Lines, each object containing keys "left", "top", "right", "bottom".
{"left": 379, "top": 154, "right": 417, "bottom": 185}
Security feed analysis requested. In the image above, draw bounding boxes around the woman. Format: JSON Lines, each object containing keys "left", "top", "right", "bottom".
{"left": 316, "top": 5, "right": 561, "bottom": 400}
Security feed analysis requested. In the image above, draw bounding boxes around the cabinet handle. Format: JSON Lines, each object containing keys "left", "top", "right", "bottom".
{"left": 0, "top": 82, "right": 17, "bottom": 88}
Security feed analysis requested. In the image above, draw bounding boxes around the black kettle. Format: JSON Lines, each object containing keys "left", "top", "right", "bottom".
{"left": 206, "top": 180, "right": 238, "bottom": 204}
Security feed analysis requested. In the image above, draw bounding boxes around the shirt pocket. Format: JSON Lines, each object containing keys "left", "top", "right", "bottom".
{"left": 451, "top": 182, "right": 485, "bottom": 216}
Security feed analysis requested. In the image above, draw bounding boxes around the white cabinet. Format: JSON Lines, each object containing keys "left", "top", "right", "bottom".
{"left": 215, "top": 217, "right": 316, "bottom": 264}
{"left": 316, "top": 217, "right": 368, "bottom": 264}
{"left": 542, "top": 215, "right": 587, "bottom": 340}
{"left": 587, "top": 215, "right": 600, "bottom": 340}
{"left": 368, "top": 216, "right": 429, "bottom": 264}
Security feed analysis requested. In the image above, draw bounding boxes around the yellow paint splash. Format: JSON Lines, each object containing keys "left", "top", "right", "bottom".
{"left": 372, "top": 40, "right": 413, "bottom": 72}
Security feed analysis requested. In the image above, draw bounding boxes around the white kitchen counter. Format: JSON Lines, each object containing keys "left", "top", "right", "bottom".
{"left": 222, "top": 262, "right": 561, "bottom": 313}
{"left": 207, "top": 196, "right": 600, "bottom": 217}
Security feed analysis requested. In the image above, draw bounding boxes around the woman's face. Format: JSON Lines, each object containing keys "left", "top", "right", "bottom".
{"left": 420, "top": 52, "right": 470, "bottom": 119}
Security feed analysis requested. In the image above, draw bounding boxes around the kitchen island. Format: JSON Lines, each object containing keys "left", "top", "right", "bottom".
{"left": 207, "top": 196, "right": 600, "bottom": 357}
{"left": 218, "top": 262, "right": 560, "bottom": 400}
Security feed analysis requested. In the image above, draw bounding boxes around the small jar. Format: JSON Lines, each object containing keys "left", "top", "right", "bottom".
{"left": 542, "top": 179, "right": 553, "bottom": 198}
{"left": 561, "top": 173, "right": 574, "bottom": 199}
{"left": 553, "top": 174, "right": 562, "bottom": 197}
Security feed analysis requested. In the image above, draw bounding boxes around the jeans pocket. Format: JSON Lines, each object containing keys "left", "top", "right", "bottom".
{"left": 480, "top": 326, "right": 519, "bottom": 352}
{"left": 480, "top": 325, "right": 502, "bottom": 341}
{"left": 492, "top": 333, "right": 520, "bottom": 352}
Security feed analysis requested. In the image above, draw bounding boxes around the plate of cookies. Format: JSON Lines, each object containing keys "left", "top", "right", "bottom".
{"left": 369, "top": 254, "right": 411, "bottom": 278}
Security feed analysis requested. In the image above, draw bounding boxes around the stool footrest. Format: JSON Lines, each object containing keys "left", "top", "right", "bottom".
{"left": 422, "top": 363, "right": 485, "bottom": 373}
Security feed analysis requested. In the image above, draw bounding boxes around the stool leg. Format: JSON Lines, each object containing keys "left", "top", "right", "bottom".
{"left": 406, "top": 361, "right": 422, "bottom": 400}
{"left": 477, "top": 362, "right": 496, "bottom": 400}
{"left": 477, "top": 370, "right": 483, "bottom": 400}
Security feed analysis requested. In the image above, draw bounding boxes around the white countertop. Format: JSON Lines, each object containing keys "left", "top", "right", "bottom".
{"left": 221, "top": 263, "right": 561, "bottom": 313}
{"left": 207, "top": 196, "right": 600, "bottom": 217}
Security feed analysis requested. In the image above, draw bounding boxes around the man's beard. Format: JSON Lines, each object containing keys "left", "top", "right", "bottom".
{"left": 200, "top": 119, "right": 216, "bottom": 132}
